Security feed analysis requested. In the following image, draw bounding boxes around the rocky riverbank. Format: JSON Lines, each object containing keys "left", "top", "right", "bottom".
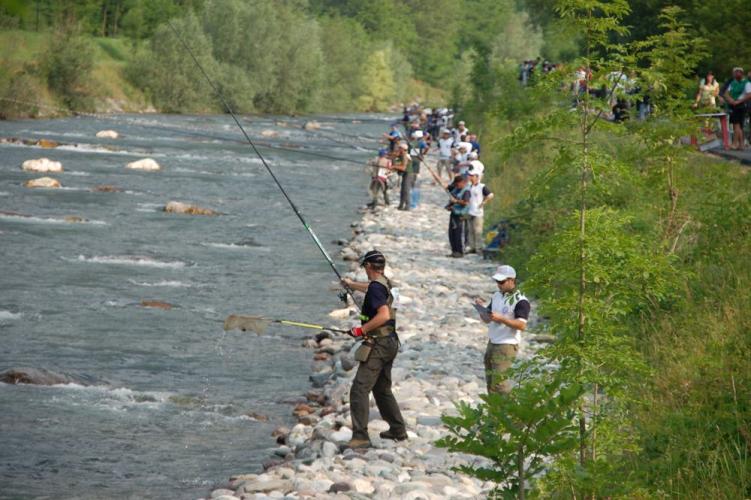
{"left": 205, "top": 173, "right": 547, "bottom": 499}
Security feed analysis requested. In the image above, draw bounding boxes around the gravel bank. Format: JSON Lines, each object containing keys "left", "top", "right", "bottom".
{"left": 206, "top": 172, "right": 546, "bottom": 499}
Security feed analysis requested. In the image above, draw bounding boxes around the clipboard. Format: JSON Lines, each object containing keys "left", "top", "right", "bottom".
{"left": 473, "top": 303, "right": 491, "bottom": 322}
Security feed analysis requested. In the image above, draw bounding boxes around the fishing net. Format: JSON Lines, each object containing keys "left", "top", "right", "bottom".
{"left": 223, "top": 315, "right": 272, "bottom": 334}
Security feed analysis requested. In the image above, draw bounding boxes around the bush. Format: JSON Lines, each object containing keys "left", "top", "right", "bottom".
{"left": 43, "top": 29, "right": 94, "bottom": 109}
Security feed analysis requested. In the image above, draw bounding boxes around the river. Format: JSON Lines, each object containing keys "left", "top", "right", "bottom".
{"left": 0, "top": 113, "right": 389, "bottom": 498}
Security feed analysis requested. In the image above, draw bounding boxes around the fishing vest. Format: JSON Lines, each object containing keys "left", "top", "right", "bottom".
{"left": 488, "top": 290, "right": 527, "bottom": 345}
{"left": 450, "top": 186, "right": 470, "bottom": 216}
{"left": 360, "top": 275, "right": 396, "bottom": 337}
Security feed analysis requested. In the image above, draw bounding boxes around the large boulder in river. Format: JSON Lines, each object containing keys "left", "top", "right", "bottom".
{"left": 24, "top": 177, "right": 61, "bottom": 189}
{"left": 303, "top": 120, "right": 321, "bottom": 131}
{"left": 96, "top": 130, "right": 119, "bottom": 139}
{"left": 37, "top": 139, "right": 59, "bottom": 148}
{"left": 0, "top": 367, "right": 94, "bottom": 386}
{"left": 126, "top": 158, "right": 161, "bottom": 171}
{"left": 21, "top": 158, "right": 63, "bottom": 173}
{"left": 164, "top": 201, "right": 220, "bottom": 216}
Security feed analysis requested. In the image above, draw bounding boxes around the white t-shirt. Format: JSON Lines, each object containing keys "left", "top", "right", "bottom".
{"left": 438, "top": 137, "right": 454, "bottom": 159}
{"left": 468, "top": 182, "right": 491, "bottom": 217}
{"left": 487, "top": 290, "right": 530, "bottom": 345}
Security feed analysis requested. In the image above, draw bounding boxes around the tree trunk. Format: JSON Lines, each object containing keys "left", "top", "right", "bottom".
{"left": 517, "top": 445, "right": 525, "bottom": 500}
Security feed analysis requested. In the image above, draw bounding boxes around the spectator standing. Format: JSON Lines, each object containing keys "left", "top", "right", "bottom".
{"left": 723, "top": 67, "right": 751, "bottom": 150}
{"left": 452, "top": 121, "right": 469, "bottom": 143}
{"left": 474, "top": 265, "right": 531, "bottom": 395}
{"left": 693, "top": 71, "right": 720, "bottom": 109}
{"left": 465, "top": 163, "right": 493, "bottom": 254}
{"left": 436, "top": 129, "right": 455, "bottom": 182}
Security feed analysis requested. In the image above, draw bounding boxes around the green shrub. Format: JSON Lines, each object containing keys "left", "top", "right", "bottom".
{"left": 43, "top": 29, "right": 94, "bottom": 109}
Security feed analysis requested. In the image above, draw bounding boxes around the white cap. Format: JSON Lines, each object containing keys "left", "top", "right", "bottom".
{"left": 468, "top": 151, "right": 478, "bottom": 160}
{"left": 458, "top": 121, "right": 466, "bottom": 126}
{"left": 492, "top": 265, "right": 516, "bottom": 282}
{"left": 412, "top": 130, "right": 424, "bottom": 139}
{"left": 468, "top": 160, "right": 484, "bottom": 175}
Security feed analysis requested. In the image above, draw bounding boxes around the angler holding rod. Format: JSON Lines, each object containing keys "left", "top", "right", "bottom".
{"left": 340, "top": 250, "right": 407, "bottom": 449}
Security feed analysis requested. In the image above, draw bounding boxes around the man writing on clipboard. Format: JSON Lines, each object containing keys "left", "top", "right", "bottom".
{"left": 473, "top": 265, "right": 531, "bottom": 394}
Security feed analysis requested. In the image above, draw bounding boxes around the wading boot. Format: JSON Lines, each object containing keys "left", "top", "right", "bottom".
{"left": 379, "top": 430, "right": 408, "bottom": 441}
{"left": 346, "top": 438, "right": 372, "bottom": 449}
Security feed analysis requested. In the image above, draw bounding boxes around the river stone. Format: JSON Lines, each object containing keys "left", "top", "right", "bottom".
{"left": 240, "top": 479, "right": 293, "bottom": 494}
{"left": 416, "top": 415, "right": 442, "bottom": 426}
{"left": 126, "top": 158, "right": 160, "bottom": 171}
{"left": 351, "top": 478, "right": 375, "bottom": 494}
{"left": 328, "top": 482, "right": 351, "bottom": 493}
{"left": 24, "top": 176, "right": 61, "bottom": 188}
{"left": 164, "top": 201, "right": 219, "bottom": 216}
{"left": 210, "top": 489, "right": 237, "bottom": 499}
{"left": 210, "top": 496, "right": 238, "bottom": 500}
{"left": 340, "top": 353, "right": 356, "bottom": 371}
{"left": 329, "top": 427, "right": 352, "bottom": 442}
{"left": 321, "top": 440, "right": 338, "bottom": 458}
{"left": 309, "top": 372, "right": 331, "bottom": 388}
{"left": 21, "top": 158, "right": 63, "bottom": 173}
{"left": 96, "top": 130, "right": 119, "bottom": 139}
{"left": 273, "top": 445, "right": 291, "bottom": 457}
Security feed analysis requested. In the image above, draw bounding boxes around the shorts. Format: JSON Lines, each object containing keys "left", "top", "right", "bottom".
{"left": 730, "top": 105, "right": 746, "bottom": 125}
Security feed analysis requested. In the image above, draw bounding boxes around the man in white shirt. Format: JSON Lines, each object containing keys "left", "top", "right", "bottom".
{"left": 466, "top": 163, "right": 493, "bottom": 253}
{"left": 453, "top": 121, "right": 469, "bottom": 142}
{"left": 474, "top": 265, "right": 531, "bottom": 394}
{"left": 436, "top": 129, "right": 455, "bottom": 182}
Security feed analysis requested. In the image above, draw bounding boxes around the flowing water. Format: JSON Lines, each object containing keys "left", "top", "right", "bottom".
{"left": 0, "top": 113, "right": 388, "bottom": 498}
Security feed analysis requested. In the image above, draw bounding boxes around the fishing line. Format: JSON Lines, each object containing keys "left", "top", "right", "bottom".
{"left": 166, "top": 20, "right": 360, "bottom": 309}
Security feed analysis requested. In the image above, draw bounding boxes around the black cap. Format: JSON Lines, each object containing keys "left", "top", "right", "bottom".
{"left": 360, "top": 250, "right": 386, "bottom": 266}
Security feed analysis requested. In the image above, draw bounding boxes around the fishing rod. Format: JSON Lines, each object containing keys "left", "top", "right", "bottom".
{"left": 166, "top": 20, "right": 360, "bottom": 309}
{"left": 0, "top": 97, "right": 372, "bottom": 166}
{"left": 224, "top": 314, "right": 349, "bottom": 335}
{"left": 399, "top": 124, "right": 452, "bottom": 194}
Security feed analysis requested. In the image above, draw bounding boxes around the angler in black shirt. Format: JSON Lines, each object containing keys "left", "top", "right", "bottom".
{"left": 341, "top": 250, "right": 407, "bottom": 448}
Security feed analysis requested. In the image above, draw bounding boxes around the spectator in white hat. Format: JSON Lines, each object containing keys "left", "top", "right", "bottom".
{"left": 474, "top": 265, "right": 531, "bottom": 394}
{"left": 465, "top": 164, "right": 493, "bottom": 254}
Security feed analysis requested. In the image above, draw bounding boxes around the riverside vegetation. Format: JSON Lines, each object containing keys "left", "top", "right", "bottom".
{"left": 440, "top": 1, "right": 750, "bottom": 498}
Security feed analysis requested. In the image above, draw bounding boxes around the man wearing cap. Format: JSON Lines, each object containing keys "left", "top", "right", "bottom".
{"left": 453, "top": 121, "right": 469, "bottom": 143}
{"left": 341, "top": 250, "right": 407, "bottom": 448}
{"left": 466, "top": 163, "right": 493, "bottom": 254}
{"left": 474, "top": 265, "right": 530, "bottom": 394}
{"left": 723, "top": 67, "right": 751, "bottom": 150}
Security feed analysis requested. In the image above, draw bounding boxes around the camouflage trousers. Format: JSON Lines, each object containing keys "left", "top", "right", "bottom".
{"left": 483, "top": 342, "right": 518, "bottom": 394}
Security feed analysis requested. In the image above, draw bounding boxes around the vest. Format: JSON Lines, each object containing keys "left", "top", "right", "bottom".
{"left": 488, "top": 290, "right": 527, "bottom": 345}
{"left": 450, "top": 186, "right": 470, "bottom": 216}
{"left": 360, "top": 275, "right": 396, "bottom": 337}
{"left": 728, "top": 79, "right": 749, "bottom": 100}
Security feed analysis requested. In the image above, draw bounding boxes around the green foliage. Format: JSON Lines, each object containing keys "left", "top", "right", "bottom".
{"left": 43, "top": 28, "right": 95, "bottom": 109}
{"left": 438, "top": 363, "right": 582, "bottom": 499}
{"left": 127, "top": 11, "right": 218, "bottom": 113}
{"left": 357, "top": 48, "right": 397, "bottom": 111}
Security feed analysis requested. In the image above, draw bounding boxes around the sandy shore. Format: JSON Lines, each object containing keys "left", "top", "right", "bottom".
{"left": 206, "top": 171, "right": 546, "bottom": 499}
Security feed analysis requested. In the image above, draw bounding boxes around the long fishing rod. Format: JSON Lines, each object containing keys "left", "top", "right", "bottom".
{"left": 223, "top": 314, "right": 349, "bottom": 335}
{"left": 0, "top": 97, "right": 372, "bottom": 166}
{"left": 166, "top": 20, "right": 360, "bottom": 309}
